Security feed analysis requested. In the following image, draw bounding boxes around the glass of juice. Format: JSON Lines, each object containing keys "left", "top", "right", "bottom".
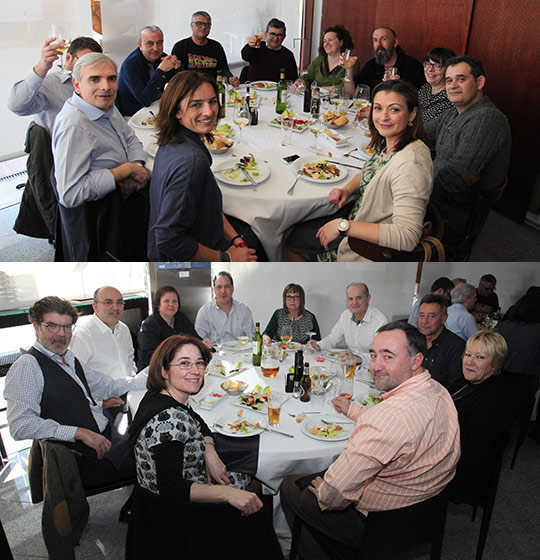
{"left": 267, "top": 395, "right": 282, "bottom": 425}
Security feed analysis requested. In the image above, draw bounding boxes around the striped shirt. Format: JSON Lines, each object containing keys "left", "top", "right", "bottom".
{"left": 318, "top": 371, "right": 460, "bottom": 515}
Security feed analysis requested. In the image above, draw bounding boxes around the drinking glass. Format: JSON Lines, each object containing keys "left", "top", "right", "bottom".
{"left": 342, "top": 49, "right": 355, "bottom": 82}
{"left": 254, "top": 29, "right": 263, "bottom": 48}
{"left": 353, "top": 85, "right": 370, "bottom": 126}
{"left": 211, "top": 330, "right": 222, "bottom": 354}
{"left": 50, "top": 24, "right": 71, "bottom": 69}
{"left": 233, "top": 105, "right": 250, "bottom": 144}
{"left": 261, "top": 345, "right": 280, "bottom": 378}
{"left": 267, "top": 395, "right": 283, "bottom": 425}
{"left": 308, "top": 121, "right": 325, "bottom": 152}
{"left": 280, "top": 108, "right": 294, "bottom": 146}
{"left": 280, "top": 323, "right": 293, "bottom": 345}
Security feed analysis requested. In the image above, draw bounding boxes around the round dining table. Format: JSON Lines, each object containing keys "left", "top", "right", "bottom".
{"left": 129, "top": 86, "right": 371, "bottom": 260}
{"left": 128, "top": 344, "right": 378, "bottom": 555}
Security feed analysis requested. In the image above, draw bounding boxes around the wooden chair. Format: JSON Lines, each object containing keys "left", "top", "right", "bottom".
{"left": 446, "top": 179, "right": 508, "bottom": 261}
{"left": 348, "top": 202, "right": 446, "bottom": 262}
{"left": 289, "top": 487, "right": 449, "bottom": 560}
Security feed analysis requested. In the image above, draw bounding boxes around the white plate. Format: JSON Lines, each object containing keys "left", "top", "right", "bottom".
{"left": 226, "top": 91, "right": 261, "bottom": 107}
{"left": 250, "top": 81, "right": 277, "bottom": 91}
{"left": 213, "top": 412, "right": 266, "bottom": 437}
{"left": 221, "top": 340, "right": 250, "bottom": 352}
{"left": 301, "top": 414, "right": 353, "bottom": 441}
{"left": 146, "top": 142, "right": 158, "bottom": 158}
{"left": 295, "top": 156, "right": 349, "bottom": 185}
{"left": 129, "top": 113, "right": 157, "bottom": 129}
{"left": 206, "top": 359, "right": 248, "bottom": 378}
{"left": 268, "top": 117, "right": 312, "bottom": 133}
{"left": 234, "top": 390, "right": 289, "bottom": 415}
{"left": 197, "top": 390, "right": 228, "bottom": 410}
{"left": 355, "top": 391, "right": 381, "bottom": 408}
{"left": 214, "top": 159, "right": 271, "bottom": 187}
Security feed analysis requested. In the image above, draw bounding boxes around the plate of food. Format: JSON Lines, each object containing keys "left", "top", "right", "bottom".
{"left": 277, "top": 341, "right": 302, "bottom": 350}
{"left": 213, "top": 122, "right": 236, "bottom": 138}
{"left": 213, "top": 412, "right": 266, "bottom": 437}
{"left": 300, "top": 415, "right": 353, "bottom": 441}
{"left": 268, "top": 115, "right": 312, "bottom": 133}
{"left": 226, "top": 89, "right": 260, "bottom": 106}
{"left": 129, "top": 112, "right": 157, "bottom": 129}
{"left": 356, "top": 393, "right": 381, "bottom": 408}
{"left": 197, "top": 391, "right": 228, "bottom": 410}
{"left": 206, "top": 360, "right": 246, "bottom": 378}
{"left": 321, "top": 129, "right": 349, "bottom": 147}
{"left": 204, "top": 132, "right": 233, "bottom": 154}
{"left": 235, "top": 385, "right": 288, "bottom": 414}
{"left": 295, "top": 156, "right": 348, "bottom": 184}
{"left": 221, "top": 340, "right": 250, "bottom": 352}
{"left": 250, "top": 81, "right": 277, "bottom": 91}
{"left": 320, "top": 111, "right": 349, "bottom": 128}
{"left": 214, "top": 154, "right": 271, "bottom": 187}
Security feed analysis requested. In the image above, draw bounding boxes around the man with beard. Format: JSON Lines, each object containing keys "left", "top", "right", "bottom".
{"left": 349, "top": 26, "right": 425, "bottom": 91}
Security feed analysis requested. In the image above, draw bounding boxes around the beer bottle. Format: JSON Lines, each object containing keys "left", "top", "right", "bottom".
{"left": 300, "top": 362, "right": 311, "bottom": 402}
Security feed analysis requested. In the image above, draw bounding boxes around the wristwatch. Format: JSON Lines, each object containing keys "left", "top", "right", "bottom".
{"left": 337, "top": 219, "right": 350, "bottom": 236}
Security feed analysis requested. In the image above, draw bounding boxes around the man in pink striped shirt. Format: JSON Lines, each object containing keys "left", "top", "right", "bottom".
{"left": 281, "top": 321, "right": 460, "bottom": 559}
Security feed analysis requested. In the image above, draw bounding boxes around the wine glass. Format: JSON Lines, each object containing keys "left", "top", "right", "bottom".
{"left": 211, "top": 330, "right": 222, "bottom": 354}
{"left": 353, "top": 84, "right": 370, "bottom": 126}
{"left": 305, "top": 331, "right": 317, "bottom": 356}
{"left": 50, "top": 24, "right": 71, "bottom": 70}
{"left": 233, "top": 105, "right": 250, "bottom": 144}
{"left": 308, "top": 120, "right": 325, "bottom": 152}
{"left": 342, "top": 49, "right": 355, "bottom": 82}
{"left": 280, "top": 323, "right": 293, "bottom": 346}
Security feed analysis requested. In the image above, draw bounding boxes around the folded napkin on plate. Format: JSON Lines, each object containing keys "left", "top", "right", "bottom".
{"left": 213, "top": 433, "right": 260, "bottom": 475}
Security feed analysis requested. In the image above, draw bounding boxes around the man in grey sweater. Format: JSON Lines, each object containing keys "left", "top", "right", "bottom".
{"left": 425, "top": 55, "right": 511, "bottom": 244}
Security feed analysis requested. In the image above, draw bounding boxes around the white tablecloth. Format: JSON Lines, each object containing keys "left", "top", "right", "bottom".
{"left": 128, "top": 348, "right": 376, "bottom": 554}
{"left": 130, "top": 90, "right": 370, "bottom": 260}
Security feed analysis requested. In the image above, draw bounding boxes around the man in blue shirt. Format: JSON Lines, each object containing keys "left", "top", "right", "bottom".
{"left": 118, "top": 25, "right": 180, "bottom": 116}
{"left": 52, "top": 53, "right": 149, "bottom": 261}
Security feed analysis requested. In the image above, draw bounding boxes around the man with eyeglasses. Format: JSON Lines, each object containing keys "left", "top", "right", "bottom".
{"left": 70, "top": 286, "right": 137, "bottom": 414}
{"left": 473, "top": 274, "right": 500, "bottom": 322}
{"left": 172, "top": 10, "right": 240, "bottom": 86}
{"left": 306, "top": 283, "right": 387, "bottom": 366}
{"left": 4, "top": 296, "right": 146, "bottom": 487}
{"left": 241, "top": 18, "right": 298, "bottom": 83}
{"left": 117, "top": 25, "right": 180, "bottom": 116}
{"left": 8, "top": 36, "right": 102, "bottom": 242}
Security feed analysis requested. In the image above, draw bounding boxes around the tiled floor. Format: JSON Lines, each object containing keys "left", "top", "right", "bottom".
{"left": 1, "top": 426, "right": 539, "bottom": 559}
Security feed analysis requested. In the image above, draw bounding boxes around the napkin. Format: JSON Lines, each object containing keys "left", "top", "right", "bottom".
{"left": 213, "top": 433, "right": 260, "bottom": 475}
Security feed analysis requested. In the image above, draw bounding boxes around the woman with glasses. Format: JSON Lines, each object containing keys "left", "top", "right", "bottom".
{"left": 262, "top": 283, "right": 321, "bottom": 345}
{"left": 127, "top": 335, "right": 282, "bottom": 559}
{"left": 137, "top": 285, "right": 199, "bottom": 370}
{"left": 418, "top": 47, "right": 456, "bottom": 122}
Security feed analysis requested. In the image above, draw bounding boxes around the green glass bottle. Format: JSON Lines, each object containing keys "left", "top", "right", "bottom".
{"left": 252, "top": 322, "right": 262, "bottom": 366}
{"left": 217, "top": 70, "right": 226, "bottom": 118}
{"left": 275, "top": 68, "right": 287, "bottom": 114}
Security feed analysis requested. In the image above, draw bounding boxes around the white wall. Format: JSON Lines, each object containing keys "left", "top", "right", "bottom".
{"left": 210, "top": 263, "right": 540, "bottom": 336}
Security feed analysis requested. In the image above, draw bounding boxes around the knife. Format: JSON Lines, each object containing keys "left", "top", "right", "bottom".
{"left": 239, "top": 164, "right": 257, "bottom": 186}
{"left": 326, "top": 159, "right": 365, "bottom": 170}
{"left": 257, "top": 424, "right": 294, "bottom": 438}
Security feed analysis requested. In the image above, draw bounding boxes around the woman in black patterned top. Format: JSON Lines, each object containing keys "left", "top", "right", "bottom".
{"left": 128, "top": 334, "right": 282, "bottom": 559}
{"left": 418, "top": 47, "right": 455, "bottom": 122}
{"left": 262, "top": 283, "right": 321, "bottom": 345}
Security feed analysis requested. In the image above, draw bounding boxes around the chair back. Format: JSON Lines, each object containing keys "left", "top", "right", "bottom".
{"left": 348, "top": 202, "right": 446, "bottom": 262}
{"left": 448, "top": 179, "right": 507, "bottom": 261}
{"left": 0, "top": 517, "right": 14, "bottom": 560}
{"left": 358, "top": 487, "right": 448, "bottom": 560}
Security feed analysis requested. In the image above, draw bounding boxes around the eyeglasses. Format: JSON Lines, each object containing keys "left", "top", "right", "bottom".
{"left": 267, "top": 32, "right": 285, "bottom": 38}
{"left": 423, "top": 60, "right": 444, "bottom": 70}
{"left": 286, "top": 295, "right": 300, "bottom": 300}
{"left": 95, "top": 299, "right": 125, "bottom": 307}
{"left": 479, "top": 283, "right": 495, "bottom": 292}
{"left": 170, "top": 360, "right": 207, "bottom": 370}
{"left": 41, "top": 322, "right": 74, "bottom": 334}
{"left": 193, "top": 21, "right": 212, "bottom": 28}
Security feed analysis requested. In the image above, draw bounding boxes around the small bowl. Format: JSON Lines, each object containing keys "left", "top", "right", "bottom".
{"left": 220, "top": 380, "right": 248, "bottom": 396}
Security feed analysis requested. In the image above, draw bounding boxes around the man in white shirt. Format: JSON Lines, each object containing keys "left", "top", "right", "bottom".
{"left": 195, "top": 271, "right": 255, "bottom": 344}
{"left": 445, "top": 283, "right": 479, "bottom": 341}
{"left": 307, "top": 283, "right": 388, "bottom": 365}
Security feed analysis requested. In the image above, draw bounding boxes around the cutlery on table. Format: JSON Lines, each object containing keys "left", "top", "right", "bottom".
{"left": 320, "top": 418, "right": 355, "bottom": 425}
{"left": 325, "top": 159, "right": 364, "bottom": 171}
{"left": 238, "top": 161, "right": 257, "bottom": 186}
{"left": 287, "top": 170, "right": 304, "bottom": 195}
{"left": 213, "top": 422, "right": 294, "bottom": 438}
{"left": 288, "top": 411, "right": 320, "bottom": 418}
{"left": 343, "top": 147, "right": 358, "bottom": 157}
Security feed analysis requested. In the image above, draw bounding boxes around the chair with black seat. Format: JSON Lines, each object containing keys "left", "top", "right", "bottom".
{"left": 446, "top": 179, "right": 507, "bottom": 261}
{"left": 289, "top": 487, "right": 449, "bottom": 560}
{"left": 0, "top": 517, "right": 15, "bottom": 560}
{"left": 348, "top": 202, "right": 446, "bottom": 262}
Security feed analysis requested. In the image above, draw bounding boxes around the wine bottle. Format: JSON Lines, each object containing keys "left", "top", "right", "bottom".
{"left": 300, "top": 362, "right": 311, "bottom": 402}
{"left": 303, "top": 79, "right": 312, "bottom": 113}
{"left": 252, "top": 322, "right": 262, "bottom": 366}
{"left": 217, "top": 70, "right": 226, "bottom": 118}
{"left": 294, "top": 349, "right": 304, "bottom": 382}
{"left": 311, "top": 86, "right": 321, "bottom": 118}
{"left": 276, "top": 68, "right": 287, "bottom": 114}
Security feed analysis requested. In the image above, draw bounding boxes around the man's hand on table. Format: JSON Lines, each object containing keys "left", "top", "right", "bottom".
{"left": 316, "top": 218, "right": 341, "bottom": 251}
{"left": 307, "top": 475, "right": 324, "bottom": 496}
{"left": 34, "top": 37, "right": 64, "bottom": 78}
{"left": 205, "top": 445, "right": 230, "bottom": 485}
{"left": 75, "top": 427, "right": 111, "bottom": 459}
{"left": 102, "top": 396, "right": 125, "bottom": 409}
{"left": 157, "top": 54, "right": 180, "bottom": 72}
{"left": 332, "top": 396, "right": 352, "bottom": 416}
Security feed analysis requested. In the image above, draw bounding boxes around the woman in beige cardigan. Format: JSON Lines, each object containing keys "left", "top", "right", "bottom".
{"left": 285, "top": 80, "right": 433, "bottom": 262}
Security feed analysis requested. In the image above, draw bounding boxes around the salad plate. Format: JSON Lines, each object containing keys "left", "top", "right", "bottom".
{"left": 214, "top": 157, "right": 270, "bottom": 187}
{"left": 295, "top": 156, "right": 348, "bottom": 184}
{"left": 206, "top": 359, "right": 247, "bottom": 378}
{"left": 300, "top": 415, "right": 353, "bottom": 441}
{"left": 250, "top": 81, "right": 277, "bottom": 91}
{"left": 234, "top": 388, "right": 289, "bottom": 414}
{"left": 213, "top": 412, "right": 266, "bottom": 437}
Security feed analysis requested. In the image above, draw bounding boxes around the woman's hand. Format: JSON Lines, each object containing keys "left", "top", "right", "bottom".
{"left": 316, "top": 219, "right": 341, "bottom": 251}
{"left": 227, "top": 245, "right": 257, "bottom": 262}
{"left": 204, "top": 445, "right": 230, "bottom": 485}
{"left": 328, "top": 188, "right": 349, "bottom": 208}
{"left": 226, "top": 488, "right": 263, "bottom": 516}
{"left": 262, "top": 334, "right": 272, "bottom": 346}
{"left": 332, "top": 396, "right": 352, "bottom": 416}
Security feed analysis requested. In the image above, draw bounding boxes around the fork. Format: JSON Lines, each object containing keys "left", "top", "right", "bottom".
{"left": 288, "top": 411, "right": 320, "bottom": 418}
{"left": 287, "top": 170, "right": 303, "bottom": 195}
{"left": 343, "top": 147, "right": 358, "bottom": 157}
